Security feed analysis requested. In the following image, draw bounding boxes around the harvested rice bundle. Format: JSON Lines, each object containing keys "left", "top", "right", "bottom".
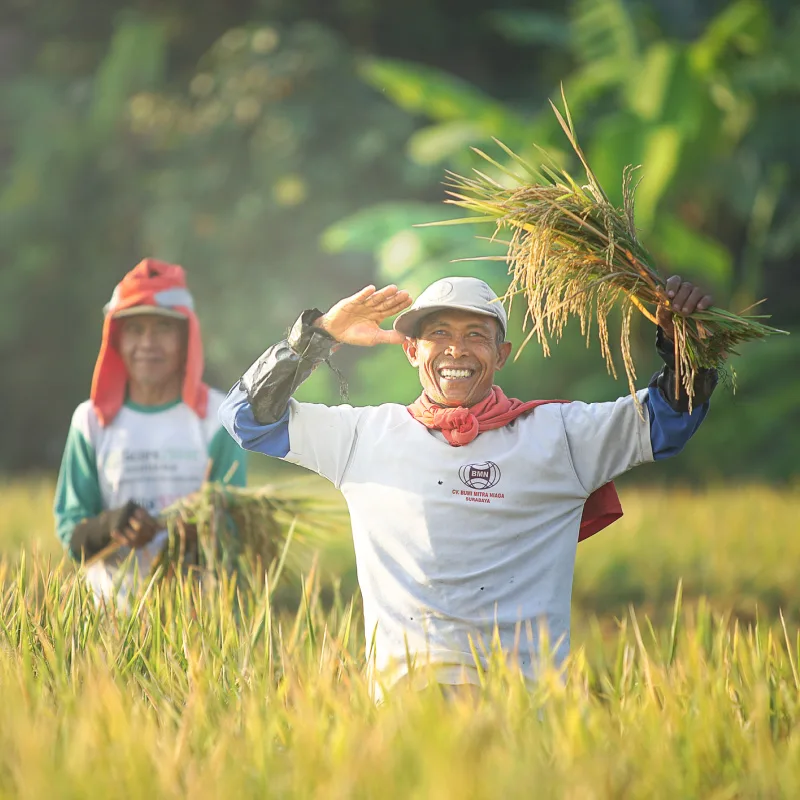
{"left": 426, "top": 90, "right": 788, "bottom": 408}
{"left": 157, "top": 480, "right": 348, "bottom": 580}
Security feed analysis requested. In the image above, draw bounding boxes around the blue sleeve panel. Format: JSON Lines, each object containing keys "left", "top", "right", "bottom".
{"left": 645, "top": 385, "right": 709, "bottom": 461}
{"left": 218, "top": 382, "right": 291, "bottom": 459}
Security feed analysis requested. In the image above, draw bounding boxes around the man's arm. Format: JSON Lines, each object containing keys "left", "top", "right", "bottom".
{"left": 646, "top": 326, "right": 717, "bottom": 460}
{"left": 219, "top": 285, "right": 412, "bottom": 482}
{"left": 561, "top": 276, "right": 718, "bottom": 492}
{"left": 54, "top": 414, "right": 105, "bottom": 557}
{"left": 648, "top": 275, "right": 718, "bottom": 459}
{"left": 219, "top": 308, "right": 340, "bottom": 457}
{"left": 241, "top": 309, "right": 340, "bottom": 426}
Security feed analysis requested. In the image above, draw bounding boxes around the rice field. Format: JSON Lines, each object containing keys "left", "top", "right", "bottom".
{"left": 1, "top": 476, "right": 799, "bottom": 798}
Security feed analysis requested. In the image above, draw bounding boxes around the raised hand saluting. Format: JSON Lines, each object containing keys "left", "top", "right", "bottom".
{"left": 313, "top": 285, "right": 413, "bottom": 346}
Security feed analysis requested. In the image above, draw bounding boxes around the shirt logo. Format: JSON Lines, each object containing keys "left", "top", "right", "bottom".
{"left": 459, "top": 461, "right": 501, "bottom": 490}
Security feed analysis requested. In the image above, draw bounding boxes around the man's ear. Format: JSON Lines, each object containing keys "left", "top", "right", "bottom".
{"left": 496, "top": 341, "right": 513, "bottom": 370}
{"left": 402, "top": 338, "right": 419, "bottom": 367}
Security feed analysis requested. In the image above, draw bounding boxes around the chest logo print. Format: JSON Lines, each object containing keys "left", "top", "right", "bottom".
{"left": 459, "top": 461, "right": 501, "bottom": 490}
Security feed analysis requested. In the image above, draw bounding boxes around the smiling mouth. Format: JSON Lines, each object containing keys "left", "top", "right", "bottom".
{"left": 438, "top": 367, "right": 475, "bottom": 380}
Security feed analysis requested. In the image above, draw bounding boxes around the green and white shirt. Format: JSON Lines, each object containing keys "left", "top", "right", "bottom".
{"left": 54, "top": 390, "right": 246, "bottom": 558}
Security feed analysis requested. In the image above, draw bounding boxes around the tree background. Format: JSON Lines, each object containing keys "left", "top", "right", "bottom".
{"left": 2, "top": 0, "right": 798, "bottom": 480}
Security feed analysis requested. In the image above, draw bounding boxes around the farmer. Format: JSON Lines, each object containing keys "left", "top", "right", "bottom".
{"left": 219, "top": 276, "right": 716, "bottom": 696}
{"left": 55, "top": 258, "right": 247, "bottom": 602}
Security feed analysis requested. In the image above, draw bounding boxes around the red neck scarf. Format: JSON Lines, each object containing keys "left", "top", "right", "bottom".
{"left": 407, "top": 386, "right": 622, "bottom": 542}
{"left": 90, "top": 259, "right": 208, "bottom": 427}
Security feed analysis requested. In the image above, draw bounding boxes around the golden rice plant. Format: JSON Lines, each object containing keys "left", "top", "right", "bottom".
{"left": 426, "top": 89, "right": 788, "bottom": 407}
{"left": 3, "top": 544, "right": 800, "bottom": 797}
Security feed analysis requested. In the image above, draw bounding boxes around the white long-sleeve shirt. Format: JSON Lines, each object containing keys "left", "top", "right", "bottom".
{"left": 222, "top": 387, "right": 659, "bottom": 695}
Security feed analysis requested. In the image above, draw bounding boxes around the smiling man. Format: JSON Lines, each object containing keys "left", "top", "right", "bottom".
{"left": 55, "top": 259, "right": 246, "bottom": 602}
{"left": 219, "top": 276, "right": 716, "bottom": 697}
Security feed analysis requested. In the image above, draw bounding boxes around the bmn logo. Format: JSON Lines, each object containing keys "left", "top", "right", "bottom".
{"left": 459, "top": 461, "right": 501, "bottom": 490}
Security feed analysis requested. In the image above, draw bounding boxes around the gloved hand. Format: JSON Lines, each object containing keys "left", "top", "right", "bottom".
{"left": 111, "top": 504, "right": 160, "bottom": 549}
{"left": 70, "top": 500, "right": 160, "bottom": 560}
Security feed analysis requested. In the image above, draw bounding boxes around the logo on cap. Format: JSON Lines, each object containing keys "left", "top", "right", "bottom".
{"left": 428, "top": 280, "right": 454, "bottom": 300}
{"left": 459, "top": 461, "right": 501, "bottom": 490}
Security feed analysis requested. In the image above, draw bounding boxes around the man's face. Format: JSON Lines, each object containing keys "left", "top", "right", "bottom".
{"left": 117, "top": 314, "right": 186, "bottom": 392}
{"left": 403, "top": 310, "right": 512, "bottom": 407}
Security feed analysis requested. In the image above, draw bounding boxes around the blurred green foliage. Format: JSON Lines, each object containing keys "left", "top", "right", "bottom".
{"left": 1, "top": 0, "right": 797, "bottom": 479}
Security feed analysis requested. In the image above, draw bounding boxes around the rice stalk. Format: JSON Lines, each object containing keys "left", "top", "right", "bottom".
{"left": 423, "top": 87, "right": 788, "bottom": 408}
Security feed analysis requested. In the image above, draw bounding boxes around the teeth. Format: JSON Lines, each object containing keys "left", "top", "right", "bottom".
{"left": 440, "top": 369, "right": 473, "bottom": 379}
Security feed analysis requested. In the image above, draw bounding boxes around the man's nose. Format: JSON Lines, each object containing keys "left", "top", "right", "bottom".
{"left": 444, "top": 337, "right": 469, "bottom": 357}
{"left": 140, "top": 328, "right": 158, "bottom": 347}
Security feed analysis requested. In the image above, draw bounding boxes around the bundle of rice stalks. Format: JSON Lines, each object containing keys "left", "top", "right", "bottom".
{"left": 425, "top": 90, "right": 788, "bottom": 407}
{"left": 156, "top": 480, "right": 348, "bottom": 584}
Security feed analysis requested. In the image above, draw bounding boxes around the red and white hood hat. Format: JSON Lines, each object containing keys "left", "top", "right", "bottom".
{"left": 90, "top": 258, "right": 209, "bottom": 426}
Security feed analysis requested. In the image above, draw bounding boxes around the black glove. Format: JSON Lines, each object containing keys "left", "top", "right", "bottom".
{"left": 650, "top": 326, "right": 718, "bottom": 412}
{"left": 69, "top": 500, "right": 143, "bottom": 561}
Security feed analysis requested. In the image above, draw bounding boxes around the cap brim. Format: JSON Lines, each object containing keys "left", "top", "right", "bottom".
{"left": 393, "top": 304, "right": 504, "bottom": 337}
{"left": 112, "top": 306, "right": 188, "bottom": 320}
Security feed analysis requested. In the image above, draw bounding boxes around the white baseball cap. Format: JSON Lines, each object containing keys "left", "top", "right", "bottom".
{"left": 393, "top": 277, "right": 508, "bottom": 338}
